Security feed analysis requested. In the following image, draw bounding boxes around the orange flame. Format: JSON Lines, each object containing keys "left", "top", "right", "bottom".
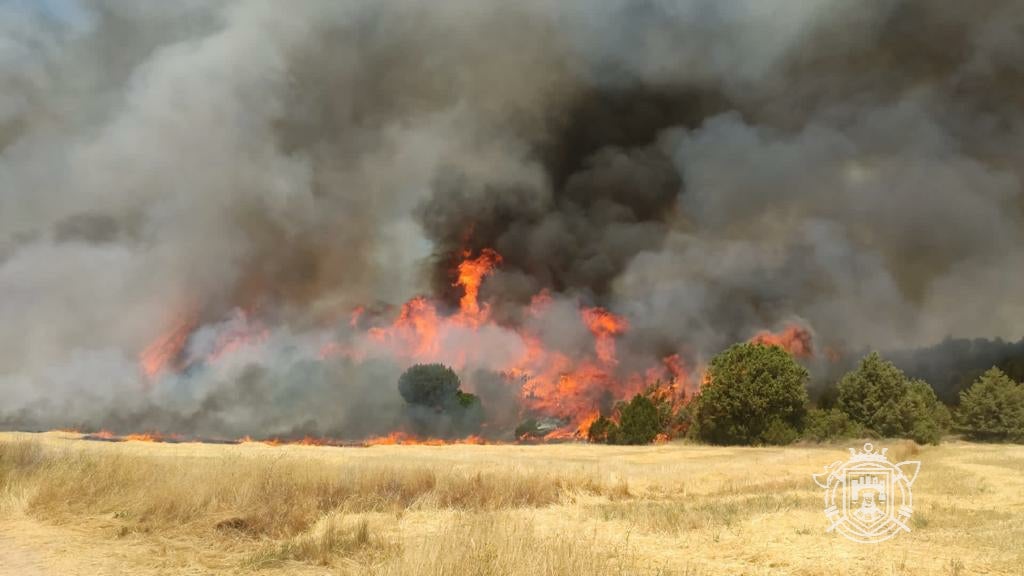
{"left": 123, "top": 432, "right": 180, "bottom": 443}
{"left": 750, "top": 324, "right": 814, "bottom": 358}
{"left": 454, "top": 248, "right": 502, "bottom": 325}
{"left": 363, "top": 432, "right": 486, "bottom": 446}
{"left": 205, "top": 311, "right": 269, "bottom": 363}
{"left": 350, "top": 305, "right": 366, "bottom": 328}
{"left": 129, "top": 247, "right": 706, "bottom": 443}
{"left": 581, "top": 306, "right": 628, "bottom": 365}
{"left": 139, "top": 315, "right": 197, "bottom": 379}
{"left": 368, "top": 296, "right": 441, "bottom": 358}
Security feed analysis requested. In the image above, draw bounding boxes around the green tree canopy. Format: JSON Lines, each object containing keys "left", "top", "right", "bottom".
{"left": 692, "top": 343, "right": 809, "bottom": 445}
{"left": 398, "top": 363, "right": 461, "bottom": 408}
{"left": 957, "top": 367, "right": 1024, "bottom": 442}
{"left": 398, "top": 364, "right": 484, "bottom": 436}
{"left": 837, "top": 352, "right": 949, "bottom": 444}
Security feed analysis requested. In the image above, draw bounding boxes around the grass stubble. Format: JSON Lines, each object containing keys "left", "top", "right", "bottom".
{"left": 0, "top": 432, "right": 1021, "bottom": 575}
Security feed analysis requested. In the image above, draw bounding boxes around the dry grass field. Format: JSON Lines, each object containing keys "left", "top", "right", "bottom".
{"left": 0, "top": 432, "right": 1022, "bottom": 576}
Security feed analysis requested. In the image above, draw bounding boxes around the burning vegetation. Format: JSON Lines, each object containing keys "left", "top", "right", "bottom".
{"left": 23, "top": 242, "right": 1016, "bottom": 447}
{"left": 118, "top": 248, "right": 708, "bottom": 444}
{"left": 2, "top": 1, "right": 1024, "bottom": 447}
{"left": 43, "top": 242, "right": 828, "bottom": 446}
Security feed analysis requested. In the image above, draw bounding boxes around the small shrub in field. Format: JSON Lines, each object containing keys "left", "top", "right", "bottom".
{"left": 837, "top": 352, "right": 949, "bottom": 444}
{"left": 957, "top": 367, "right": 1024, "bottom": 442}
{"left": 802, "top": 408, "right": 865, "bottom": 441}
{"left": 692, "top": 343, "right": 809, "bottom": 445}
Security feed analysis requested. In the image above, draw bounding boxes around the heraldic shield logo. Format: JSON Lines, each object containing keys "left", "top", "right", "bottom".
{"left": 812, "top": 443, "right": 920, "bottom": 543}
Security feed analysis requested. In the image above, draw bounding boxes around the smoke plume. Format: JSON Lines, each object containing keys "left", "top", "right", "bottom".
{"left": 1, "top": 0, "right": 1022, "bottom": 438}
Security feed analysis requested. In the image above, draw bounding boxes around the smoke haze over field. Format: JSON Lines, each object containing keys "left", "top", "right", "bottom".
{"left": 1, "top": 0, "right": 1022, "bottom": 437}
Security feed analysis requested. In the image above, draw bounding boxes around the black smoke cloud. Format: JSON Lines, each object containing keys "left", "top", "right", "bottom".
{"left": 1, "top": 0, "right": 1022, "bottom": 437}
{"left": 421, "top": 87, "right": 725, "bottom": 307}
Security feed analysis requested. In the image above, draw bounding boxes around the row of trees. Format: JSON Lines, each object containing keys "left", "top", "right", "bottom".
{"left": 397, "top": 343, "right": 1024, "bottom": 445}
{"left": 588, "top": 344, "right": 1024, "bottom": 445}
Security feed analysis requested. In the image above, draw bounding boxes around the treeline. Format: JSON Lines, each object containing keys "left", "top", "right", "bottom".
{"left": 586, "top": 343, "right": 1024, "bottom": 446}
{"left": 395, "top": 343, "right": 1024, "bottom": 446}
{"left": 889, "top": 336, "right": 1024, "bottom": 404}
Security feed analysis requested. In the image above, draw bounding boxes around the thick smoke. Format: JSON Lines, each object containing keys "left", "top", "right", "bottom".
{"left": 1, "top": 0, "right": 1022, "bottom": 437}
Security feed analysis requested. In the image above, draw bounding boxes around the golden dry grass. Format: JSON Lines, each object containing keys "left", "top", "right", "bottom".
{"left": 0, "top": 431, "right": 1022, "bottom": 575}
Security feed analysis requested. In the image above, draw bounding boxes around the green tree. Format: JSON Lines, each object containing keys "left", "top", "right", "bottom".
{"left": 837, "top": 352, "right": 949, "bottom": 444}
{"left": 904, "top": 379, "right": 950, "bottom": 444}
{"left": 957, "top": 367, "right": 1024, "bottom": 442}
{"left": 616, "top": 394, "right": 662, "bottom": 445}
{"left": 398, "top": 364, "right": 484, "bottom": 436}
{"left": 692, "top": 343, "right": 809, "bottom": 445}
{"left": 398, "top": 363, "right": 461, "bottom": 408}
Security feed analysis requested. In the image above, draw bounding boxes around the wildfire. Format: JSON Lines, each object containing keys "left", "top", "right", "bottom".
{"left": 576, "top": 411, "right": 601, "bottom": 438}
{"left": 750, "top": 324, "right": 814, "bottom": 358}
{"left": 139, "top": 308, "right": 272, "bottom": 382}
{"left": 130, "top": 247, "right": 703, "bottom": 444}
{"left": 363, "top": 432, "right": 486, "bottom": 446}
{"left": 368, "top": 296, "right": 442, "bottom": 358}
{"left": 205, "top": 310, "right": 270, "bottom": 363}
{"left": 454, "top": 248, "right": 502, "bottom": 324}
{"left": 350, "top": 305, "right": 365, "bottom": 328}
{"left": 123, "top": 432, "right": 180, "bottom": 443}
{"left": 581, "top": 306, "right": 629, "bottom": 365}
{"left": 139, "top": 314, "right": 197, "bottom": 379}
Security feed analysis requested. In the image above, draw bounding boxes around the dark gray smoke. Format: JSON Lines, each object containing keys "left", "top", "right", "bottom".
{"left": 1, "top": 0, "right": 1022, "bottom": 437}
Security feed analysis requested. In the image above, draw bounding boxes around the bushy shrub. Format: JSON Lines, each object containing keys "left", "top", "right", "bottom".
{"left": 398, "top": 364, "right": 461, "bottom": 408}
{"left": 453, "top": 391, "right": 484, "bottom": 432}
{"left": 837, "top": 352, "right": 949, "bottom": 444}
{"left": 957, "top": 367, "right": 1024, "bottom": 442}
{"left": 762, "top": 418, "right": 801, "bottom": 445}
{"left": 646, "top": 382, "right": 691, "bottom": 438}
{"left": 802, "top": 408, "right": 865, "bottom": 441}
{"left": 586, "top": 415, "right": 617, "bottom": 444}
{"left": 692, "top": 343, "right": 809, "bottom": 445}
{"left": 398, "top": 364, "right": 482, "bottom": 436}
{"left": 587, "top": 383, "right": 689, "bottom": 445}
{"left": 615, "top": 395, "right": 662, "bottom": 445}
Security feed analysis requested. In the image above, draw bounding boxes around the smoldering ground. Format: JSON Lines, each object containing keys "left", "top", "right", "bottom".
{"left": 1, "top": 0, "right": 1022, "bottom": 438}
